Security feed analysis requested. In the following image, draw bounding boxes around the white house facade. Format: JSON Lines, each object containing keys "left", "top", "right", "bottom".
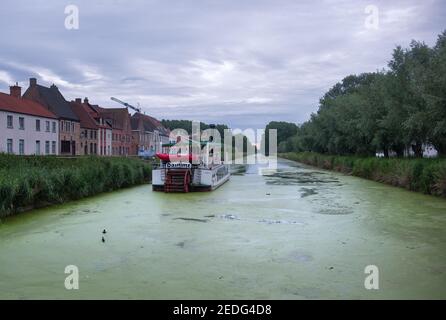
{"left": 0, "top": 87, "right": 59, "bottom": 156}
{"left": 0, "top": 111, "right": 59, "bottom": 156}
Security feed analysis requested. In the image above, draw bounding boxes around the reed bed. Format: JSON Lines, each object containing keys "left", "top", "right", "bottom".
{"left": 0, "top": 154, "right": 151, "bottom": 217}
{"left": 280, "top": 152, "right": 446, "bottom": 197}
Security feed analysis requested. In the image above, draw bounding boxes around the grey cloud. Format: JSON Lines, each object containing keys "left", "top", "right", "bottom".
{"left": 0, "top": 0, "right": 445, "bottom": 129}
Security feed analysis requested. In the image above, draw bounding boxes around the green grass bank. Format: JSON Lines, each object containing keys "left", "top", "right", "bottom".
{"left": 280, "top": 152, "right": 446, "bottom": 197}
{"left": 0, "top": 154, "right": 152, "bottom": 217}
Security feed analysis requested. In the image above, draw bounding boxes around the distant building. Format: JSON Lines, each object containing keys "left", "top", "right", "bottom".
{"left": 70, "top": 98, "right": 99, "bottom": 155}
{"left": 23, "top": 78, "right": 81, "bottom": 155}
{"left": 131, "top": 113, "right": 170, "bottom": 156}
{"left": 404, "top": 144, "right": 438, "bottom": 158}
{"left": 376, "top": 144, "right": 439, "bottom": 158}
{"left": 92, "top": 107, "right": 132, "bottom": 156}
{"left": 70, "top": 98, "right": 113, "bottom": 156}
{"left": 81, "top": 98, "right": 113, "bottom": 156}
{"left": 0, "top": 84, "right": 59, "bottom": 155}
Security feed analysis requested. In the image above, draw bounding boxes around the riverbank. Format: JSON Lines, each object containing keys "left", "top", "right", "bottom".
{"left": 0, "top": 154, "right": 152, "bottom": 217}
{"left": 280, "top": 152, "right": 446, "bottom": 197}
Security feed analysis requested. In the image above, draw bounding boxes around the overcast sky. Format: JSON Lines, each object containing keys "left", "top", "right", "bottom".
{"left": 0, "top": 0, "right": 444, "bottom": 129}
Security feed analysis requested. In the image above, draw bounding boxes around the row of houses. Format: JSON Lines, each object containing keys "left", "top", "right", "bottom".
{"left": 0, "top": 78, "right": 170, "bottom": 156}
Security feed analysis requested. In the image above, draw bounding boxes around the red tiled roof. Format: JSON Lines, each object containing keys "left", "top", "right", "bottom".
{"left": 0, "top": 92, "right": 57, "bottom": 119}
{"left": 84, "top": 103, "right": 112, "bottom": 129}
{"left": 132, "top": 112, "right": 170, "bottom": 136}
{"left": 94, "top": 107, "right": 130, "bottom": 130}
{"left": 69, "top": 101, "right": 99, "bottom": 130}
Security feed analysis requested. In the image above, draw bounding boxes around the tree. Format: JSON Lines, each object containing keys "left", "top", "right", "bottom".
{"left": 271, "top": 30, "right": 446, "bottom": 158}
{"left": 426, "top": 31, "right": 446, "bottom": 156}
{"left": 262, "top": 121, "right": 298, "bottom": 154}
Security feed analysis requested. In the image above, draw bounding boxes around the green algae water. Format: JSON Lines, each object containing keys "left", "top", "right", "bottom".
{"left": 0, "top": 158, "right": 445, "bottom": 299}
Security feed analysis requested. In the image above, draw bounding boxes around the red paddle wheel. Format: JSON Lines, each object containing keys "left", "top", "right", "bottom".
{"left": 164, "top": 169, "right": 191, "bottom": 193}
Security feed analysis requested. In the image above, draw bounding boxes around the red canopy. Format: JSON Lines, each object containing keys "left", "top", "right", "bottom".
{"left": 156, "top": 153, "right": 199, "bottom": 163}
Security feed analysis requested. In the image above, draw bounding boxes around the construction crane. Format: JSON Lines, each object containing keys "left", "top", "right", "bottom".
{"left": 110, "top": 97, "right": 141, "bottom": 113}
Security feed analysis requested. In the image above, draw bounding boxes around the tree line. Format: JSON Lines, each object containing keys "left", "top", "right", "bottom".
{"left": 161, "top": 119, "right": 251, "bottom": 153}
{"left": 265, "top": 30, "right": 446, "bottom": 157}
{"left": 161, "top": 120, "right": 229, "bottom": 139}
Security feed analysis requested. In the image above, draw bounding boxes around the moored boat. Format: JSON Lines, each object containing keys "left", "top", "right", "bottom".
{"left": 152, "top": 140, "right": 230, "bottom": 192}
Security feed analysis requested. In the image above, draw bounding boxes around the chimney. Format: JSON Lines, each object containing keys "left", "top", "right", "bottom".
{"left": 84, "top": 97, "right": 89, "bottom": 104}
{"left": 75, "top": 98, "right": 82, "bottom": 103}
{"left": 50, "top": 84, "right": 58, "bottom": 90}
{"left": 10, "top": 82, "right": 21, "bottom": 98}
{"left": 30, "top": 78, "right": 37, "bottom": 87}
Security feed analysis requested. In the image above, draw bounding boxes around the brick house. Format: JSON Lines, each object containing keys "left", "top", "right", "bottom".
{"left": 70, "top": 98, "right": 113, "bottom": 156}
{"left": 81, "top": 98, "right": 113, "bottom": 156}
{"left": 92, "top": 107, "right": 132, "bottom": 156}
{"left": 70, "top": 98, "right": 99, "bottom": 155}
{"left": 23, "top": 78, "right": 81, "bottom": 155}
{"left": 0, "top": 84, "right": 59, "bottom": 155}
{"left": 131, "top": 113, "right": 170, "bottom": 156}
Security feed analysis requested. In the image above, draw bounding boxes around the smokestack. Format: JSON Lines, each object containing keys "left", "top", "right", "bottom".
{"left": 30, "top": 78, "right": 37, "bottom": 87}
{"left": 10, "top": 82, "right": 21, "bottom": 98}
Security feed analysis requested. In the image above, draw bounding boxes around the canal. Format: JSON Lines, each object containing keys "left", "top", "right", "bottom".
{"left": 0, "top": 158, "right": 445, "bottom": 299}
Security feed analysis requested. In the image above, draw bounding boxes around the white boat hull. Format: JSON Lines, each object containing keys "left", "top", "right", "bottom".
{"left": 152, "top": 164, "right": 230, "bottom": 192}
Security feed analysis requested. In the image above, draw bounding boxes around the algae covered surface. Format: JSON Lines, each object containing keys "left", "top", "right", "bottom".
{"left": 0, "top": 158, "right": 445, "bottom": 299}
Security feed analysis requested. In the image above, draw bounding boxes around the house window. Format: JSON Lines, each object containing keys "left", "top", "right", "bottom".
{"left": 46, "top": 121, "right": 50, "bottom": 132}
{"left": 90, "top": 130, "right": 93, "bottom": 140}
{"left": 35, "top": 140, "right": 41, "bottom": 155}
{"left": 72, "top": 122, "right": 74, "bottom": 133}
{"left": 7, "top": 139, "right": 13, "bottom": 154}
{"left": 60, "top": 120, "right": 64, "bottom": 132}
{"left": 19, "top": 117, "right": 25, "bottom": 130}
{"left": 65, "top": 121, "right": 69, "bottom": 132}
{"left": 7, "top": 115, "right": 13, "bottom": 128}
{"left": 45, "top": 141, "right": 50, "bottom": 155}
{"left": 19, "top": 139, "right": 24, "bottom": 155}
{"left": 52, "top": 121, "right": 56, "bottom": 133}
{"left": 36, "top": 119, "right": 41, "bottom": 132}
{"left": 52, "top": 141, "right": 56, "bottom": 154}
